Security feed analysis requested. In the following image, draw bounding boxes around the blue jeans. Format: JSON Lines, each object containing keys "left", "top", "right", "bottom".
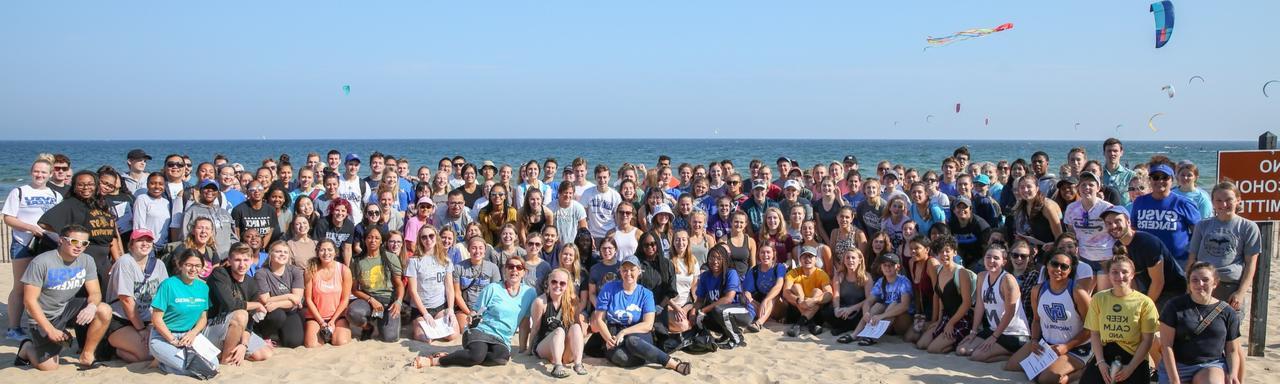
{"left": 1158, "top": 359, "right": 1225, "bottom": 384}
{"left": 149, "top": 329, "right": 219, "bottom": 376}
{"left": 608, "top": 333, "right": 670, "bottom": 367}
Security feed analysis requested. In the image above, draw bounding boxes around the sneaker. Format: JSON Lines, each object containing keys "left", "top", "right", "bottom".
{"left": 5, "top": 327, "right": 29, "bottom": 341}
{"left": 785, "top": 324, "right": 801, "bottom": 337}
{"left": 744, "top": 323, "right": 761, "bottom": 333}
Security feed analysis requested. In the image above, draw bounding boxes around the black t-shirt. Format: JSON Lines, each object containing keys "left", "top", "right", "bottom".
{"left": 231, "top": 202, "right": 278, "bottom": 237}
{"left": 1159, "top": 295, "right": 1240, "bottom": 365}
{"left": 207, "top": 266, "right": 261, "bottom": 317}
{"left": 39, "top": 197, "right": 117, "bottom": 248}
{"left": 638, "top": 255, "right": 677, "bottom": 305}
{"left": 1126, "top": 232, "right": 1187, "bottom": 296}
{"left": 453, "top": 185, "right": 484, "bottom": 209}
{"left": 313, "top": 218, "right": 355, "bottom": 247}
{"left": 48, "top": 183, "right": 71, "bottom": 199}
{"left": 947, "top": 216, "right": 991, "bottom": 267}
{"left": 855, "top": 200, "right": 885, "bottom": 237}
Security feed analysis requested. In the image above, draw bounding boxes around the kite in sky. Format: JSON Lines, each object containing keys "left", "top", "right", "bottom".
{"left": 955, "top": 103, "right": 961, "bottom": 113}
{"left": 926, "top": 114, "right": 935, "bottom": 123}
{"left": 1161, "top": 85, "right": 1175, "bottom": 98}
{"left": 342, "top": 85, "right": 351, "bottom": 95}
{"left": 926, "top": 23, "right": 1014, "bottom": 47}
{"left": 1151, "top": 1, "right": 1174, "bottom": 48}
{"left": 1148, "top": 113, "right": 1165, "bottom": 132}
{"left": 1264, "top": 80, "right": 1279, "bottom": 97}
{"left": 1188, "top": 75, "right": 1205, "bottom": 84}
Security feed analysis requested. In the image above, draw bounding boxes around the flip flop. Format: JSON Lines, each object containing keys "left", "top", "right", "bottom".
{"left": 856, "top": 337, "right": 878, "bottom": 346}
{"left": 573, "top": 363, "right": 588, "bottom": 375}
{"left": 836, "top": 334, "right": 856, "bottom": 344}
{"left": 13, "top": 339, "right": 31, "bottom": 367}
{"left": 550, "top": 364, "right": 570, "bottom": 379}
{"left": 673, "top": 359, "right": 691, "bottom": 376}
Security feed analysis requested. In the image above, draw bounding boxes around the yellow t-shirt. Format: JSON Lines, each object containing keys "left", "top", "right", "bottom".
{"left": 784, "top": 267, "right": 830, "bottom": 298}
{"left": 1084, "top": 289, "right": 1159, "bottom": 354}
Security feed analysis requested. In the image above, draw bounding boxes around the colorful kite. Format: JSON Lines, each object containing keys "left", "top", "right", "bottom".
{"left": 927, "top": 23, "right": 1014, "bottom": 47}
{"left": 1161, "top": 85, "right": 1175, "bottom": 98}
{"left": 955, "top": 103, "right": 961, "bottom": 113}
{"left": 1148, "top": 113, "right": 1165, "bottom": 132}
{"left": 342, "top": 85, "right": 351, "bottom": 95}
{"left": 1151, "top": 1, "right": 1174, "bottom": 48}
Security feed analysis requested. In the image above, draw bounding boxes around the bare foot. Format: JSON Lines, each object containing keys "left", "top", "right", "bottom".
{"left": 412, "top": 352, "right": 447, "bottom": 369}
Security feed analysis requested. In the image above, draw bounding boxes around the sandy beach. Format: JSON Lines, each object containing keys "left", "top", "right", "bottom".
{"left": 1, "top": 259, "right": 1277, "bottom": 384}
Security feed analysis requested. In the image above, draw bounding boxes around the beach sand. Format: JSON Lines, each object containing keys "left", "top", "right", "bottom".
{"left": 0, "top": 261, "right": 1276, "bottom": 384}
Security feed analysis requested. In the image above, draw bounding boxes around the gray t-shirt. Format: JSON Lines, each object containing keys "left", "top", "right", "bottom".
{"left": 20, "top": 250, "right": 98, "bottom": 327}
{"left": 255, "top": 264, "right": 305, "bottom": 298}
{"left": 107, "top": 255, "right": 169, "bottom": 322}
{"left": 407, "top": 256, "right": 454, "bottom": 309}
{"left": 1189, "top": 215, "right": 1261, "bottom": 282}
{"left": 453, "top": 259, "right": 501, "bottom": 309}
{"left": 552, "top": 201, "right": 587, "bottom": 245}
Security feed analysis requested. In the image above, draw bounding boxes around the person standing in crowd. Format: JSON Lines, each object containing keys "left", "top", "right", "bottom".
{"left": 121, "top": 149, "right": 150, "bottom": 196}
{"left": 1130, "top": 161, "right": 1201, "bottom": 266}
{"left": 581, "top": 164, "right": 621, "bottom": 244}
{"left": 179, "top": 180, "right": 236, "bottom": 262}
{"left": 1102, "top": 138, "right": 1137, "bottom": 206}
{"left": 132, "top": 172, "right": 173, "bottom": 247}
{"left": 338, "top": 154, "right": 368, "bottom": 223}
{"left": 1187, "top": 182, "right": 1260, "bottom": 313}
{"left": 5, "top": 157, "right": 62, "bottom": 341}
{"left": 1172, "top": 162, "right": 1213, "bottom": 219}
{"left": 38, "top": 171, "right": 121, "bottom": 298}
{"left": 1065, "top": 171, "right": 1115, "bottom": 280}
{"left": 13, "top": 225, "right": 114, "bottom": 370}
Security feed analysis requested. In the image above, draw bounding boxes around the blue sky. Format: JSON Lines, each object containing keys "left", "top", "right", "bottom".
{"left": 1, "top": 1, "right": 1275, "bottom": 140}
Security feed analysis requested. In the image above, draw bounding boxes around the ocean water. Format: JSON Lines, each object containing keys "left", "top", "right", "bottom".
{"left": 0, "top": 139, "right": 1253, "bottom": 198}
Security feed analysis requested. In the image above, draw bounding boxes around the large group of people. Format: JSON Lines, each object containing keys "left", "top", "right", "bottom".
{"left": 3, "top": 138, "right": 1256, "bottom": 383}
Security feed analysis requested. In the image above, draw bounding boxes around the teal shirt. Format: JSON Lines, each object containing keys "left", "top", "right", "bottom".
{"left": 1103, "top": 164, "right": 1136, "bottom": 205}
{"left": 1172, "top": 187, "right": 1214, "bottom": 219}
{"left": 151, "top": 276, "right": 210, "bottom": 333}
{"left": 473, "top": 282, "right": 537, "bottom": 345}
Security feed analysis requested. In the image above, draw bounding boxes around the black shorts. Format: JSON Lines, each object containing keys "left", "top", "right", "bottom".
{"left": 106, "top": 315, "right": 134, "bottom": 337}
{"left": 25, "top": 297, "right": 89, "bottom": 363}
{"left": 411, "top": 303, "right": 448, "bottom": 320}
{"left": 975, "top": 329, "right": 1030, "bottom": 352}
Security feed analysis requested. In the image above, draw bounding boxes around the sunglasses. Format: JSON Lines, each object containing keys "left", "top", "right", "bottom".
{"left": 505, "top": 264, "right": 525, "bottom": 271}
{"left": 1048, "top": 260, "right": 1072, "bottom": 271}
{"left": 547, "top": 280, "right": 569, "bottom": 287}
{"left": 642, "top": 242, "right": 658, "bottom": 247}
{"left": 1150, "top": 174, "right": 1171, "bottom": 181}
{"left": 618, "top": 211, "right": 634, "bottom": 216}
{"left": 1010, "top": 252, "right": 1030, "bottom": 260}
{"left": 65, "top": 238, "right": 90, "bottom": 248}
{"left": 527, "top": 241, "right": 542, "bottom": 247}
{"left": 54, "top": 166, "right": 71, "bottom": 172}
{"left": 367, "top": 211, "right": 381, "bottom": 215}
{"left": 166, "top": 162, "right": 184, "bottom": 168}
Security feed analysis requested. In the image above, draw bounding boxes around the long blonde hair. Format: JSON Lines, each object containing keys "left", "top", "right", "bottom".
{"left": 548, "top": 268, "right": 579, "bottom": 326}
{"left": 835, "top": 248, "right": 870, "bottom": 287}
{"left": 557, "top": 246, "right": 583, "bottom": 290}
{"left": 414, "top": 226, "right": 449, "bottom": 266}
{"left": 671, "top": 230, "right": 698, "bottom": 273}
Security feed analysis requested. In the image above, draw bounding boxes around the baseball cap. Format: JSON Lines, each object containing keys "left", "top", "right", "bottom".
{"left": 127, "top": 149, "right": 152, "bottom": 161}
{"left": 130, "top": 228, "right": 155, "bottom": 242}
{"left": 843, "top": 155, "right": 858, "bottom": 164}
{"left": 1100, "top": 205, "right": 1130, "bottom": 219}
{"left": 877, "top": 253, "right": 902, "bottom": 266}
{"left": 198, "top": 179, "right": 219, "bottom": 190}
{"left": 784, "top": 179, "right": 802, "bottom": 190}
{"left": 618, "top": 254, "right": 642, "bottom": 268}
{"left": 752, "top": 180, "right": 768, "bottom": 190}
{"left": 1149, "top": 164, "right": 1174, "bottom": 177}
{"left": 344, "top": 153, "right": 361, "bottom": 164}
{"left": 1078, "top": 171, "right": 1099, "bottom": 183}
{"left": 416, "top": 196, "right": 435, "bottom": 207}
{"left": 776, "top": 156, "right": 792, "bottom": 164}
{"left": 973, "top": 174, "right": 991, "bottom": 186}
{"left": 882, "top": 169, "right": 900, "bottom": 180}
{"left": 1057, "top": 176, "right": 1080, "bottom": 187}
{"left": 952, "top": 196, "right": 972, "bottom": 208}
{"left": 799, "top": 245, "right": 818, "bottom": 258}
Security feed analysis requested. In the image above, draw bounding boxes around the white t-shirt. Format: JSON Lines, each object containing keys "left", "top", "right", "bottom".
{"left": 2, "top": 185, "right": 61, "bottom": 245}
{"left": 132, "top": 193, "right": 173, "bottom": 245}
{"left": 579, "top": 187, "right": 621, "bottom": 238}
{"left": 406, "top": 256, "right": 454, "bottom": 309}
{"left": 574, "top": 181, "right": 596, "bottom": 201}
{"left": 1064, "top": 199, "right": 1116, "bottom": 262}
{"left": 552, "top": 201, "right": 587, "bottom": 245}
{"left": 337, "top": 177, "right": 366, "bottom": 224}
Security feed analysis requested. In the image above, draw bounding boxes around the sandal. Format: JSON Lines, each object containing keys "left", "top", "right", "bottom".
{"left": 673, "top": 358, "right": 692, "bottom": 376}
{"left": 836, "top": 334, "right": 856, "bottom": 344}
{"left": 573, "top": 363, "right": 588, "bottom": 376}
{"left": 14, "top": 339, "right": 31, "bottom": 367}
{"left": 856, "top": 337, "right": 878, "bottom": 346}
{"left": 550, "top": 364, "right": 570, "bottom": 379}
{"left": 412, "top": 352, "right": 448, "bottom": 369}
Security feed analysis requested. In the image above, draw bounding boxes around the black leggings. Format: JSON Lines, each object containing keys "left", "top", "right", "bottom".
{"left": 439, "top": 340, "right": 512, "bottom": 367}
{"left": 256, "top": 309, "right": 305, "bottom": 348}
{"left": 1080, "top": 343, "right": 1151, "bottom": 384}
{"left": 824, "top": 306, "right": 862, "bottom": 335}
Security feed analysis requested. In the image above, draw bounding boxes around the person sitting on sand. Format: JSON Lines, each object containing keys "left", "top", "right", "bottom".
{"left": 13, "top": 225, "right": 114, "bottom": 371}
{"left": 413, "top": 256, "right": 536, "bottom": 368}
{"left": 526, "top": 268, "right": 588, "bottom": 378}
{"left": 743, "top": 242, "right": 787, "bottom": 330}
{"left": 915, "top": 235, "right": 975, "bottom": 354}
{"left": 782, "top": 246, "right": 832, "bottom": 337}
{"left": 1080, "top": 255, "right": 1159, "bottom": 384}
{"left": 828, "top": 249, "right": 872, "bottom": 342}
{"left": 205, "top": 243, "right": 274, "bottom": 364}
{"left": 303, "top": 240, "right": 353, "bottom": 348}
{"left": 105, "top": 229, "right": 168, "bottom": 363}
{"left": 405, "top": 226, "right": 460, "bottom": 343}
{"left": 1004, "top": 250, "right": 1092, "bottom": 384}
{"left": 695, "top": 245, "right": 753, "bottom": 349}
{"left": 147, "top": 249, "right": 216, "bottom": 377}
{"left": 847, "top": 253, "right": 912, "bottom": 345}
{"left": 956, "top": 244, "right": 1030, "bottom": 363}
{"left": 586, "top": 255, "right": 691, "bottom": 375}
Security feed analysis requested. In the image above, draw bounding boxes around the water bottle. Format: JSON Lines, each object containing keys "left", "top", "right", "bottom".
{"left": 1109, "top": 359, "right": 1123, "bottom": 381}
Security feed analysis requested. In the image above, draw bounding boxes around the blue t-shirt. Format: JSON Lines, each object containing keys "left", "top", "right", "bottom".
{"left": 596, "top": 281, "right": 656, "bottom": 327}
{"left": 743, "top": 264, "right": 788, "bottom": 298}
{"left": 1130, "top": 193, "right": 1201, "bottom": 263}
{"left": 909, "top": 203, "right": 948, "bottom": 237}
{"left": 224, "top": 190, "right": 246, "bottom": 209}
{"left": 473, "top": 282, "right": 537, "bottom": 345}
{"left": 151, "top": 276, "right": 211, "bottom": 333}
{"left": 697, "top": 269, "right": 756, "bottom": 318}
{"left": 871, "top": 274, "right": 913, "bottom": 307}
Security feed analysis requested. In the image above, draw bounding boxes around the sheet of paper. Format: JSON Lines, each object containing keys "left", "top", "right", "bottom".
{"left": 174, "top": 335, "right": 222, "bottom": 360}
{"left": 1019, "top": 340, "right": 1058, "bottom": 380}
{"left": 418, "top": 315, "right": 455, "bottom": 340}
{"left": 855, "top": 320, "right": 890, "bottom": 339}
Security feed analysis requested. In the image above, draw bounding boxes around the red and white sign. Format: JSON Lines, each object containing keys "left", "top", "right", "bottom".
{"left": 1218, "top": 150, "right": 1280, "bottom": 221}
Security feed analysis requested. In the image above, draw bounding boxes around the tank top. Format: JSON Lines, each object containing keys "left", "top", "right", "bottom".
{"left": 1036, "top": 279, "right": 1081, "bottom": 345}
{"left": 525, "top": 210, "right": 548, "bottom": 235}
{"left": 1017, "top": 204, "right": 1056, "bottom": 246}
{"left": 309, "top": 264, "right": 345, "bottom": 321}
{"left": 689, "top": 233, "right": 711, "bottom": 265}
{"left": 672, "top": 260, "right": 698, "bottom": 307}
{"left": 535, "top": 293, "right": 565, "bottom": 343}
{"left": 832, "top": 228, "right": 859, "bottom": 255}
{"left": 934, "top": 266, "right": 967, "bottom": 317}
{"left": 612, "top": 227, "right": 639, "bottom": 259}
{"left": 908, "top": 257, "right": 935, "bottom": 317}
{"left": 980, "top": 271, "right": 1030, "bottom": 336}
{"left": 726, "top": 236, "right": 752, "bottom": 279}
{"left": 837, "top": 276, "right": 867, "bottom": 307}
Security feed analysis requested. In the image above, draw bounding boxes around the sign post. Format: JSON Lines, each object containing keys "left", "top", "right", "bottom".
{"left": 1219, "top": 131, "right": 1278, "bottom": 357}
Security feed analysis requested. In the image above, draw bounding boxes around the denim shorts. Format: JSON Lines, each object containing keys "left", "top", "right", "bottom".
{"left": 10, "top": 239, "right": 35, "bottom": 260}
{"left": 1158, "top": 359, "right": 1225, "bottom": 384}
